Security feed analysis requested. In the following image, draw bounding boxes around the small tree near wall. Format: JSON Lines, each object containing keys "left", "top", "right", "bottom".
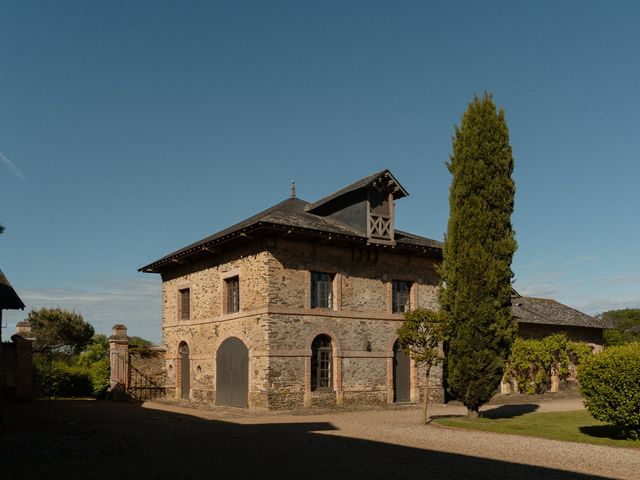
{"left": 398, "top": 308, "right": 445, "bottom": 424}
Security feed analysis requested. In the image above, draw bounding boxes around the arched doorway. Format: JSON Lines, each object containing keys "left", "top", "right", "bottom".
{"left": 179, "top": 342, "right": 190, "bottom": 400}
{"left": 311, "top": 335, "right": 333, "bottom": 391}
{"left": 393, "top": 340, "right": 410, "bottom": 402}
{"left": 216, "top": 337, "right": 249, "bottom": 407}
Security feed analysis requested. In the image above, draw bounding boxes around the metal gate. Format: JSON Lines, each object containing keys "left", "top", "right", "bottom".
{"left": 216, "top": 337, "right": 248, "bottom": 408}
{"left": 393, "top": 340, "right": 410, "bottom": 402}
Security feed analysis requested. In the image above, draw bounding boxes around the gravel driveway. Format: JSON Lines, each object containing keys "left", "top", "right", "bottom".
{"left": 2, "top": 398, "right": 638, "bottom": 480}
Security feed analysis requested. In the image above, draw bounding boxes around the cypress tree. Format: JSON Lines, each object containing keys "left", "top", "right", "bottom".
{"left": 440, "top": 93, "right": 517, "bottom": 417}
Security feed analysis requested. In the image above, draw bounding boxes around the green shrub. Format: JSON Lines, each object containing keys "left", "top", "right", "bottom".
{"left": 578, "top": 343, "right": 640, "bottom": 439}
{"left": 33, "top": 333, "right": 111, "bottom": 398}
{"left": 567, "top": 341, "right": 592, "bottom": 369}
{"left": 88, "top": 357, "right": 110, "bottom": 397}
{"left": 33, "top": 354, "right": 93, "bottom": 398}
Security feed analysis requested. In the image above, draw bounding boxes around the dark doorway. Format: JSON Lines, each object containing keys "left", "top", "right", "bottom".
{"left": 393, "top": 340, "right": 410, "bottom": 402}
{"left": 179, "top": 342, "right": 190, "bottom": 400}
{"left": 216, "top": 337, "right": 249, "bottom": 408}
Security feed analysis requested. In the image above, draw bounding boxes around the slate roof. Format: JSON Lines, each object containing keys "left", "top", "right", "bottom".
{"left": 512, "top": 294, "right": 606, "bottom": 329}
{"left": 0, "top": 269, "right": 25, "bottom": 310}
{"left": 140, "top": 175, "right": 442, "bottom": 273}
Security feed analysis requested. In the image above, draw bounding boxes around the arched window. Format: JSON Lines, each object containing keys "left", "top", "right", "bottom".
{"left": 311, "top": 335, "right": 332, "bottom": 391}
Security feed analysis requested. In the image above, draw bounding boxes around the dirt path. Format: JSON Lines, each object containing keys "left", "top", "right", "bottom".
{"left": 2, "top": 399, "right": 637, "bottom": 480}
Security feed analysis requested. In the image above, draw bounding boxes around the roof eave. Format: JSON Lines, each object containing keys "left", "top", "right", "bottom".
{"left": 139, "top": 222, "right": 442, "bottom": 273}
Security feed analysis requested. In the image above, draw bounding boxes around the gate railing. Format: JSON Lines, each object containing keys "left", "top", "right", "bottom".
{"left": 126, "top": 357, "right": 166, "bottom": 401}
{"left": 108, "top": 325, "right": 166, "bottom": 402}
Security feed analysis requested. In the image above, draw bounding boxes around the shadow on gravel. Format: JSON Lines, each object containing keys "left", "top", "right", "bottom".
{"left": 1, "top": 400, "right": 615, "bottom": 480}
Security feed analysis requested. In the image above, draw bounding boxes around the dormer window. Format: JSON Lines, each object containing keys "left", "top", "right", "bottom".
{"left": 302, "top": 169, "right": 407, "bottom": 245}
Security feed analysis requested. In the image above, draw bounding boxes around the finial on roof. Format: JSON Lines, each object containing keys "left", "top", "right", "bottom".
{"left": 290, "top": 181, "right": 296, "bottom": 198}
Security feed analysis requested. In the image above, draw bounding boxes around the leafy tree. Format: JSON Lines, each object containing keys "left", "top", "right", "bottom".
{"left": 397, "top": 308, "right": 445, "bottom": 424}
{"left": 599, "top": 309, "right": 640, "bottom": 346}
{"left": 440, "top": 93, "right": 517, "bottom": 418}
{"left": 27, "top": 307, "right": 94, "bottom": 354}
{"left": 77, "top": 334, "right": 110, "bottom": 396}
{"left": 77, "top": 334, "right": 109, "bottom": 367}
{"left": 35, "top": 333, "right": 112, "bottom": 398}
{"left": 0, "top": 223, "right": 4, "bottom": 234}
{"left": 129, "top": 336, "right": 154, "bottom": 348}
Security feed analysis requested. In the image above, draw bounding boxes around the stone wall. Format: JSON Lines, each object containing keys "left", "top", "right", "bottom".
{"left": 161, "top": 246, "right": 271, "bottom": 325}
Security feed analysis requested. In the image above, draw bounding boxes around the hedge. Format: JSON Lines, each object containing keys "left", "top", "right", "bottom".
{"left": 33, "top": 354, "right": 108, "bottom": 398}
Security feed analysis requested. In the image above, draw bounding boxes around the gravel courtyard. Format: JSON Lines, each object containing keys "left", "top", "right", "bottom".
{"left": 2, "top": 398, "right": 638, "bottom": 480}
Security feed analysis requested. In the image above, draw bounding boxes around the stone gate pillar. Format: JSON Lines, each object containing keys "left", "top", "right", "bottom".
{"left": 12, "top": 321, "right": 35, "bottom": 399}
{"left": 109, "top": 324, "right": 129, "bottom": 391}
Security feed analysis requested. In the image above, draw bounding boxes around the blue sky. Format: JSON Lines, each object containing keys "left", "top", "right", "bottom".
{"left": 1, "top": 1, "right": 639, "bottom": 343}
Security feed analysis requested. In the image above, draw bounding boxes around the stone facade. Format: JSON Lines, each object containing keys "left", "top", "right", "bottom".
{"left": 160, "top": 239, "right": 443, "bottom": 409}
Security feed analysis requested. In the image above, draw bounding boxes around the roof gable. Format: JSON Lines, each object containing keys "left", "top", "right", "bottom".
{"left": 305, "top": 169, "right": 408, "bottom": 215}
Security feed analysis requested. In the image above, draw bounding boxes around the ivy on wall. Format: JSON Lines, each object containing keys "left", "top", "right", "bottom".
{"left": 504, "top": 333, "right": 592, "bottom": 394}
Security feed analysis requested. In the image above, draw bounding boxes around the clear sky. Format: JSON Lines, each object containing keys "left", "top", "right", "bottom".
{"left": 1, "top": 1, "right": 639, "bottom": 343}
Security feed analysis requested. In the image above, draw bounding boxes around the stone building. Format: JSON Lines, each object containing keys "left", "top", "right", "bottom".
{"left": 140, "top": 170, "right": 444, "bottom": 409}
{"left": 511, "top": 291, "right": 606, "bottom": 347}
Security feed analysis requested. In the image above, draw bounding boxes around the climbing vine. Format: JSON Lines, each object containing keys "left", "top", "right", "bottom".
{"left": 504, "top": 334, "right": 593, "bottom": 394}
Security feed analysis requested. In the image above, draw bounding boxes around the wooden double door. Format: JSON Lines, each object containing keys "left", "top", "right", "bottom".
{"left": 216, "top": 337, "right": 249, "bottom": 408}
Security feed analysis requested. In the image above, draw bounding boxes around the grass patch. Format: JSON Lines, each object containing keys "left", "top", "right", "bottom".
{"left": 434, "top": 410, "right": 640, "bottom": 449}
